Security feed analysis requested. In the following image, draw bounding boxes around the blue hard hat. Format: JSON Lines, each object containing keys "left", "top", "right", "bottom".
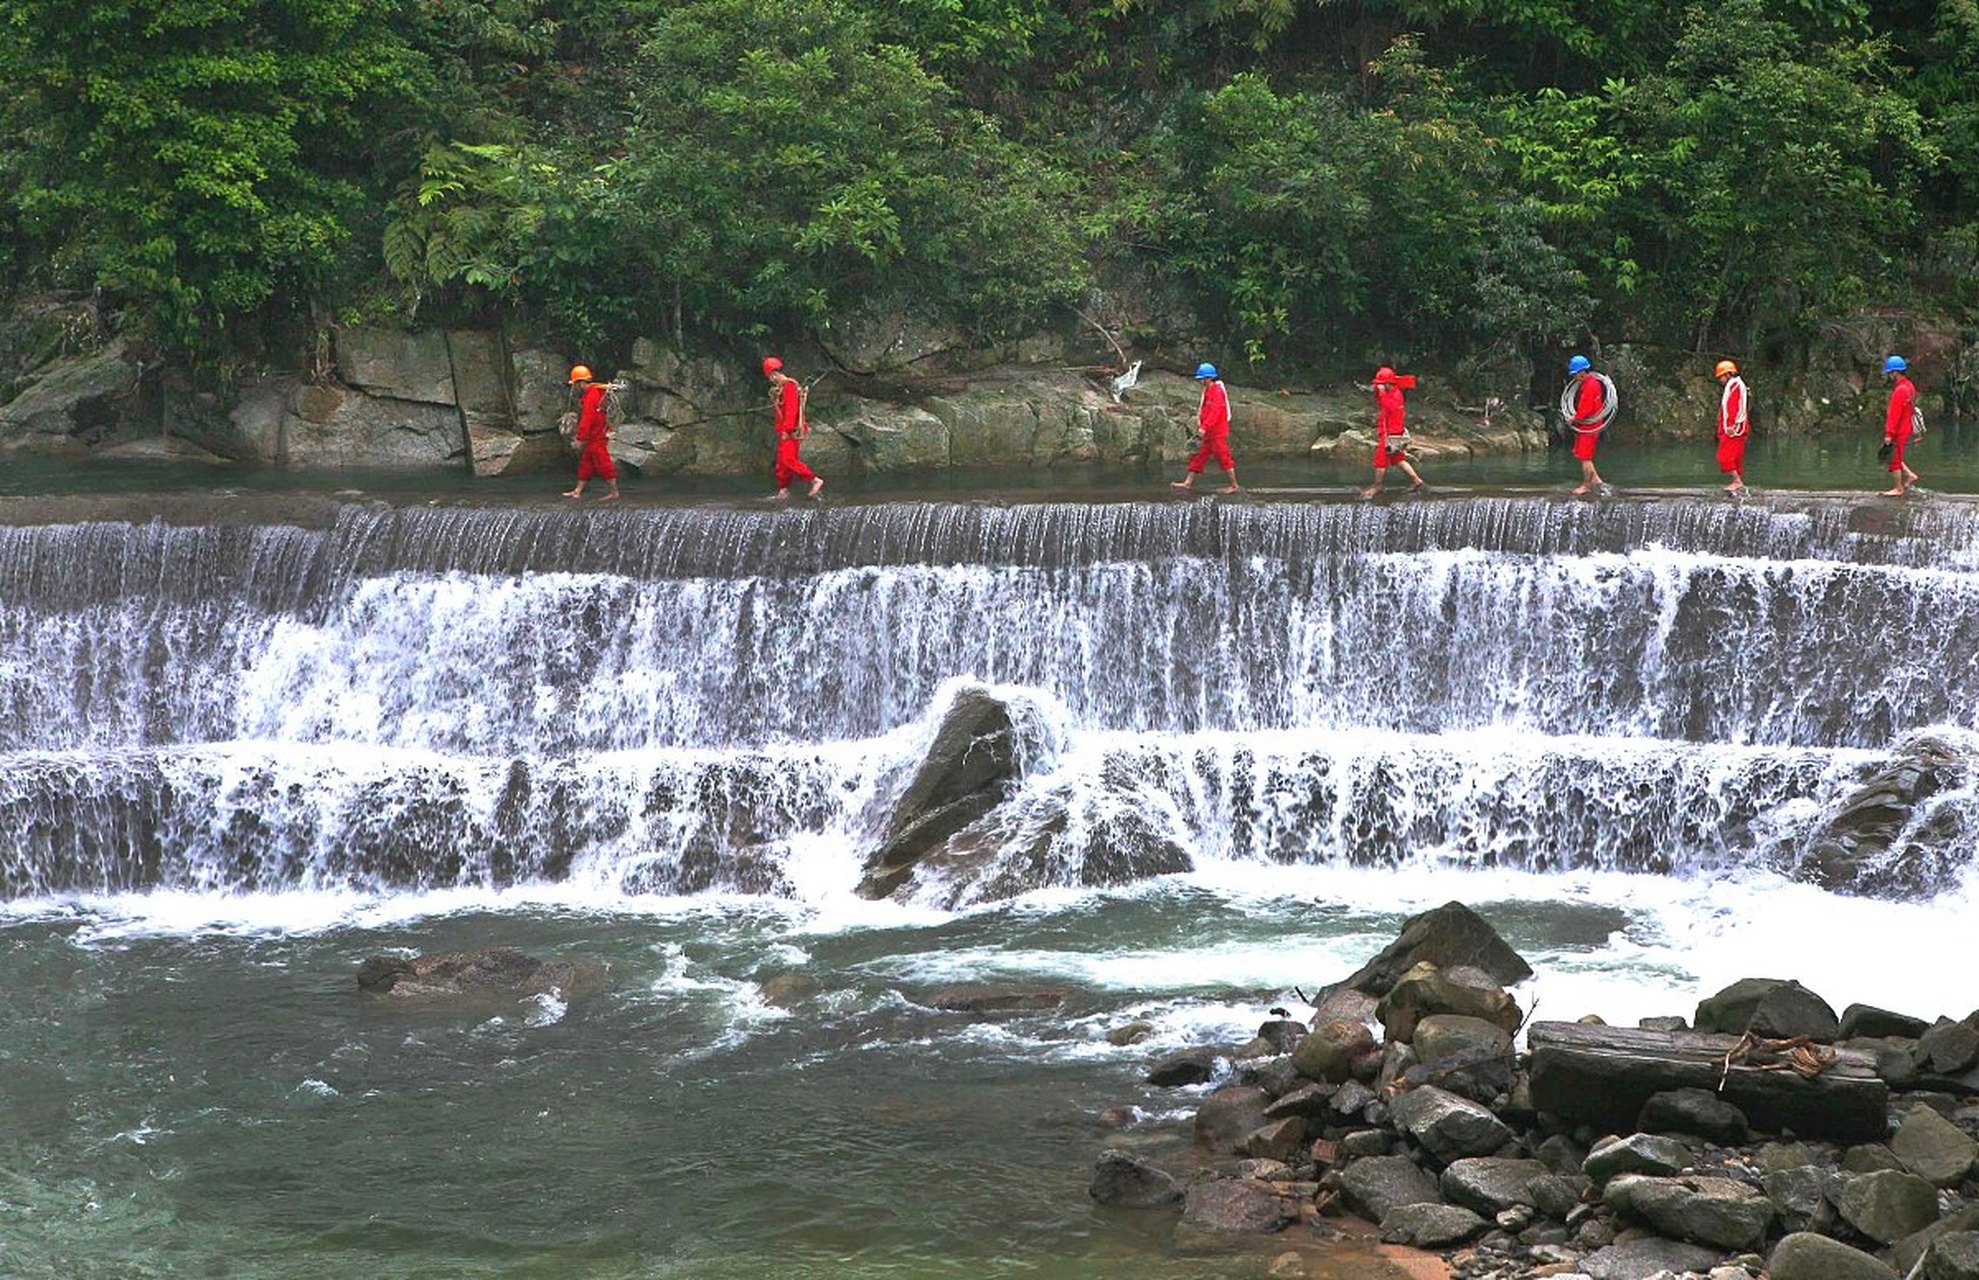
{"left": 1884, "top": 355, "right": 1908, "bottom": 373}
{"left": 1194, "top": 362, "right": 1218, "bottom": 379}
{"left": 1567, "top": 355, "right": 1591, "bottom": 374}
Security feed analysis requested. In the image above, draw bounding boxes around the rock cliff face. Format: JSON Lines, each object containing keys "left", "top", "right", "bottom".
{"left": 0, "top": 302, "right": 1968, "bottom": 474}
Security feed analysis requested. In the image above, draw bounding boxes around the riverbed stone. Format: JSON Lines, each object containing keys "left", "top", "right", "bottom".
{"left": 1693, "top": 977, "right": 1840, "bottom": 1041}
{"left": 1194, "top": 1084, "right": 1272, "bottom": 1156}
{"left": 1922, "top": 1019, "right": 1979, "bottom": 1074}
{"left": 1583, "top": 1133, "right": 1692, "bottom": 1184}
{"left": 1796, "top": 733, "right": 1972, "bottom": 899}
{"left": 1264, "top": 1082, "right": 1337, "bottom": 1119}
{"left": 1835, "top": 1168, "right": 1943, "bottom": 1244}
{"left": 1180, "top": 1176, "right": 1290, "bottom": 1235}
{"left": 355, "top": 947, "right": 606, "bottom": 1003}
{"left": 1293, "top": 1018, "right": 1376, "bottom": 1084}
{"left": 1334, "top": 901, "right": 1534, "bottom": 997}
{"left": 1602, "top": 1173, "right": 1774, "bottom": 1250}
{"left": 1244, "top": 1118, "right": 1308, "bottom": 1162}
{"left": 1927, "top": 1231, "right": 1979, "bottom": 1280}
{"left": 1845, "top": 1142, "right": 1908, "bottom": 1174}
{"left": 1378, "top": 1202, "right": 1487, "bottom": 1248}
{"left": 920, "top": 984, "right": 1068, "bottom": 1013}
{"left": 1089, "top": 1150, "right": 1183, "bottom": 1207}
{"left": 1764, "top": 1164, "right": 1836, "bottom": 1234}
{"left": 1412, "top": 1012, "right": 1516, "bottom": 1065}
{"left": 1580, "top": 1236, "right": 1725, "bottom": 1280}
{"left": 1840, "top": 1003, "right": 1931, "bottom": 1041}
{"left": 1376, "top": 963, "right": 1521, "bottom": 1042}
{"left": 1146, "top": 1048, "right": 1221, "bottom": 1086}
{"left": 1897, "top": 1207, "right": 1979, "bottom": 1275}
{"left": 1440, "top": 1157, "right": 1551, "bottom": 1216}
{"left": 1768, "top": 1231, "right": 1898, "bottom": 1280}
{"left": 1893, "top": 1102, "right": 1979, "bottom": 1186}
{"left": 1389, "top": 1085, "right": 1515, "bottom": 1163}
{"left": 1340, "top": 1154, "right": 1443, "bottom": 1222}
{"left": 1636, "top": 1087, "right": 1748, "bottom": 1143}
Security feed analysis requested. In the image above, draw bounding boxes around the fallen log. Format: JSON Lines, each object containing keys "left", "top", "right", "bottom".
{"left": 1526, "top": 1021, "right": 1888, "bottom": 1143}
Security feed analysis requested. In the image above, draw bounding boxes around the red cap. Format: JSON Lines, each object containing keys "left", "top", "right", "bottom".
{"left": 762, "top": 356, "right": 783, "bottom": 376}
{"left": 1373, "top": 366, "right": 1396, "bottom": 384}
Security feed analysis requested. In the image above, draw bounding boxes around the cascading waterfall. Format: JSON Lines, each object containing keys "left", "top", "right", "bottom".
{"left": 1, "top": 495, "right": 1974, "bottom": 900}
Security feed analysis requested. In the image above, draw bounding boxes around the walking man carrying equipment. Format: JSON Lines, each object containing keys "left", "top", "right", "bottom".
{"left": 562, "top": 365, "right": 619, "bottom": 501}
{"left": 1714, "top": 360, "right": 1749, "bottom": 494}
{"left": 1361, "top": 367, "right": 1425, "bottom": 497}
{"left": 765, "top": 357, "right": 824, "bottom": 500}
{"left": 1881, "top": 355, "right": 1920, "bottom": 497}
{"left": 1171, "top": 362, "right": 1239, "bottom": 493}
{"left": 1562, "top": 354, "right": 1614, "bottom": 496}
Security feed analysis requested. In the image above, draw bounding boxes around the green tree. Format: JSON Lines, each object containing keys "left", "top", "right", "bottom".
{"left": 0, "top": 0, "right": 419, "bottom": 357}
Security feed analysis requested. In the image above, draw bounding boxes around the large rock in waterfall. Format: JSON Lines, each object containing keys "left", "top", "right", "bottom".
{"left": 356, "top": 947, "right": 608, "bottom": 1005}
{"left": 857, "top": 688, "right": 1025, "bottom": 898}
{"left": 1790, "top": 733, "right": 1971, "bottom": 898}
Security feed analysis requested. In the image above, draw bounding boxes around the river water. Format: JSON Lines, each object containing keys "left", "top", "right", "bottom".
{"left": 3, "top": 456, "right": 1978, "bottom": 1278}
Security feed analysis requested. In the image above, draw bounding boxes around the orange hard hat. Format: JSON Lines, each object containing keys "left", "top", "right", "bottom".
{"left": 1714, "top": 359, "right": 1738, "bottom": 378}
{"left": 762, "top": 356, "right": 783, "bottom": 376}
{"left": 1373, "top": 366, "right": 1397, "bottom": 383}
{"left": 568, "top": 365, "right": 593, "bottom": 384}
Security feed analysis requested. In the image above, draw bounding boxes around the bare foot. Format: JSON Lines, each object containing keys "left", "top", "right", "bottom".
{"left": 599, "top": 489, "right": 619, "bottom": 501}
{"left": 1409, "top": 481, "right": 1425, "bottom": 493}
{"left": 771, "top": 490, "right": 790, "bottom": 501}
{"left": 1169, "top": 480, "right": 1194, "bottom": 491}
{"left": 808, "top": 477, "right": 825, "bottom": 498}
{"left": 1881, "top": 487, "right": 1907, "bottom": 496}
{"left": 1571, "top": 484, "right": 1591, "bottom": 496}
{"left": 1360, "top": 486, "right": 1380, "bottom": 498}
{"left": 1725, "top": 482, "right": 1744, "bottom": 492}
{"left": 562, "top": 488, "right": 583, "bottom": 498}
{"left": 1217, "top": 483, "right": 1240, "bottom": 494}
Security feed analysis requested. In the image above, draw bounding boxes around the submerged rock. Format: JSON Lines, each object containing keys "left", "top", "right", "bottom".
{"left": 1089, "top": 1150, "right": 1183, "bottom": 1208}
{"left": 355, "top": 947, "right": 606, "bottom": 1004}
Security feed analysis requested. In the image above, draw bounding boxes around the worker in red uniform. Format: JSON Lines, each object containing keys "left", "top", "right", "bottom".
{"left": 561, "top": 364, "right": 619, "bottom": 501}
{"left": 1880, "top": 355, "right": 1920, "bottom": 496}
{"left": 1714, "top": 359, "right": 1749, "bottom": 494}
{"left": 764, "top": 356, "right": 824, "bottom": 499}
{"left": 1361, "top": 366, "right": 1425, "bottom": 497}
{"left": 1171, "top": 362, "right": 1239, "bottom": 493}
{"left": 1564, "top": 354, "right": 1611, "bottom": 496}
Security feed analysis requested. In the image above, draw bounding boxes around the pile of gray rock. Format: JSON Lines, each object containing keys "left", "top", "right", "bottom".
{"left": 1092, "top": 902, "right": 1979, "bottom": 1280}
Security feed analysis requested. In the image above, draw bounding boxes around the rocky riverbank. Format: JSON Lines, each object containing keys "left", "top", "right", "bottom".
{"left": 0, "top": 298, "right": 1954, "bottom": 477}
{"left": 1092, "top": 902, "right": 1979, "bottom": 1280}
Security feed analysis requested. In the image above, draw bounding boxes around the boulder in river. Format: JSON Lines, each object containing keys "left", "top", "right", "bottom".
{"left": 1792, "top": 732, "right": 1971, "bottom": 899}
{"left": 857, "top": 688, "right": 1023, "bottom": 899}
{"left": 355, "top": 947, "right": 606, "bottom": 1004}
{"left": 1692, "top": 977, "right": 1840, "bottom": 1040}
{"left": 1332, "top": 901, "right": 1533, "bottom": 998}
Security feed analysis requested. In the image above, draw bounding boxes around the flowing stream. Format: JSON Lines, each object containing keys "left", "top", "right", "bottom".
{"left": 2, "top": 488, "right": 1976, "bottom": 1278}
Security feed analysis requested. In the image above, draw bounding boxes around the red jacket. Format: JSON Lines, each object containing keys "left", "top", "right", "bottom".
{"left": 1198, "top": 379, "right": 1230, "bottom": 437}
{"left": 576, "top": 383, "right": 609, "bottom": 444}
{"left": 1375, "top": 385, "right": 1406, "bottom": 439}
{"left": 775, "top": 379, "right": 804, "bottom": 438}
{"left": 1572, "top": 374, "right": 1606, "bottom": 429}
{"left": 1885, "top": 375, "right": 1916, "bottom": 440}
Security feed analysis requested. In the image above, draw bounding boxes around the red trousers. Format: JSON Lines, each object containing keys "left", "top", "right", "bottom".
{"left": 1374, "top": 437, "right": 1409, "bottom": 468}
{"left": 1187, "top": 433, "right": 1235, "bottom": 472}
{"left": 1716, "top": 435, "right": 1747, "bottom": 474}
{"left": 1571, "top": 430, "right": 1599, "bottom": 462}
{"left": 576, "top": 437, "right": 616, "bottom": 481}
{"left": 1887, "top": 432, "right": 1912, "bottom": 472}
{"left": 775, "top": 435, "right": 818, "bottom": 488}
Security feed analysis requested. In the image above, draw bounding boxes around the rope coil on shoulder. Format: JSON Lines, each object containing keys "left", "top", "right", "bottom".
{"left": 1721, "top": 376, "right": 1749, "bottom": 438}
{"left": 1560, "top": 372, "right": 1618, "bottom": 434}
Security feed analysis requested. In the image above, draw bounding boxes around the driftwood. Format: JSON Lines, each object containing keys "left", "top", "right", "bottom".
{"left": 1526, "top": 1021, "right": 1888, "bottom": 1142}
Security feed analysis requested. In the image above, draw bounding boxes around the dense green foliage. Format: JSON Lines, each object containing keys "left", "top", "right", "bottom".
{"left": 0, "top": 0, "right": 1966, "bottom": 370}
